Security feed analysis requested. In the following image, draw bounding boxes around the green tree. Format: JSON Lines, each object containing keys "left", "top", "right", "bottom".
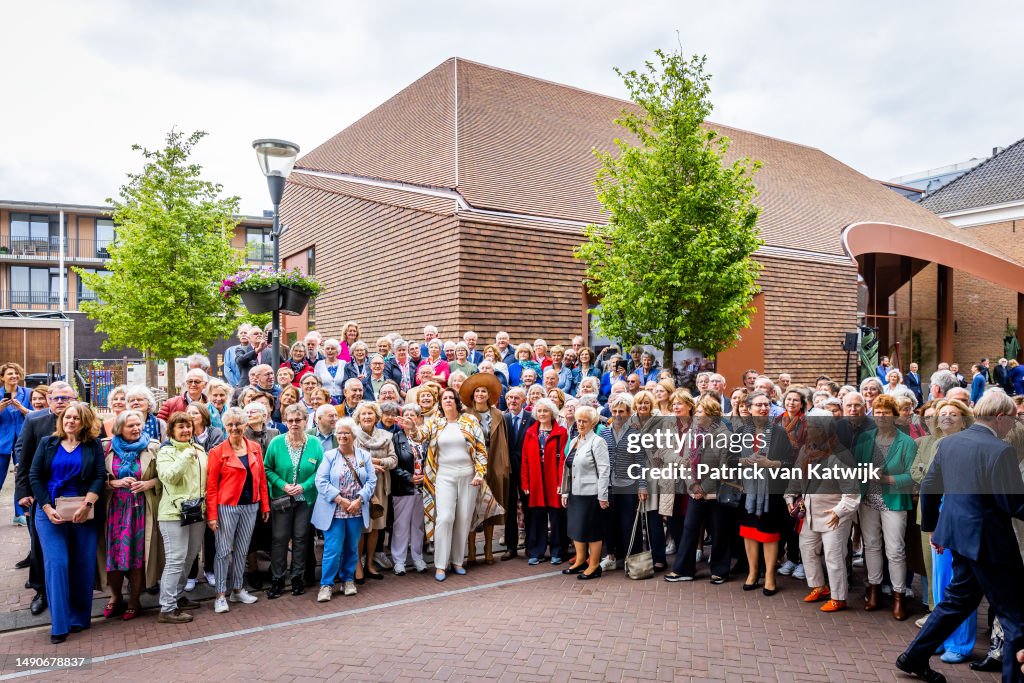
{"left": 575, "top": 49, "right": 763, "bottom": 366}
{"left": 77, "top": 129, "right": 242, "bottom": 389}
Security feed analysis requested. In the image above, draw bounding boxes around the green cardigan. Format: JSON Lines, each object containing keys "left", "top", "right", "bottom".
{"left": 263, "top": 433, "right": 324, "bottom": 504}
{"left": 853, "top": 427, "right": 917, "bottom": 512}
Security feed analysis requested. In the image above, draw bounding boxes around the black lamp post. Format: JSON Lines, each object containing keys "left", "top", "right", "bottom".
{"left": 252, "top": 138, "right": 300, "bottom": 373}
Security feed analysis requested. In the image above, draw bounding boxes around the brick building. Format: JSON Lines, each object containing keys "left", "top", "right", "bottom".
{"left": 278, "top": 58, "right": 1024, "bottom": 386}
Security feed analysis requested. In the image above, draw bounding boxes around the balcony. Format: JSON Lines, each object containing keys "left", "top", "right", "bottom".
{"left": 3, "top": 290, "right": 62, "bottom": 312}
{"left": 0, "top": 236, "right": 113, "bottom": 263}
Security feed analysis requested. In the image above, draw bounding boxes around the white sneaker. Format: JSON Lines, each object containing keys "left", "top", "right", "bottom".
{"left": 600, "top": 556, "right": 617, "bottom": 570}
{"left": 778, "top": 560, "right": 796, "bottom": 576}
{"left": 413, "top": 559, "right": 428, "bottom": 573}
{"left": 852, "top": 553, "right": 864, "bottom": 567}
{"left": 792, "top": 564, "right": 806, "bottom": 580}
{"left": 914, "top": 615, "right": 928, "bottom": 628}
{"left": 374, "top": 551, "right": 393, "bottom": 569}
{"left": 695, "top": 549, "right": 703, "bottom": 563}
{"left": 184, "top": 578, "right": 197, "bottom": 592}
{"left": 903, "top": 587, "right": 915, "bottom": 599}
{"left": 393, "top": 564, "right": 406, "bottom": 576}
{"left": 214, "top": 597, "right": 229, "bottom": 613}
{"left": 664, "top": 539, "right": 676, "bottom": 555}
{"left": 205, "top": 571, "right": 216, "bottom": 585}
{"left": 343, "top": 580, "right": 357, "bottom": 596}
{"left": 229, "top": 589, "right": 258, "bottom": 604}
{"left": 317, "top": 585, "right": 332, "bottom": 602}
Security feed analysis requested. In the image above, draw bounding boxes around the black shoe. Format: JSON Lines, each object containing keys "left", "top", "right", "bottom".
{"left": 146, "top": 584, "right": 160, "bottom": 595}
{"left": 24, "top": 581, "right": 31, "bottom": 590}
{"left": 266, "top": 580, "right": 285, "bottom": 600}
{"left": 354, "top": 577, "right": 365, "bottom": 585}
{"left": 742, "top": 582, "right": 760, "bottom": 591}
{"left": 895, "top": 653, "right": 947, "bottom": 682}
{"left": 69, "top": 625, "right": 87, "bottom": 633}
{"left": 500, "top": 552, "right": 518, "bottom": 561}
{"left": 762, "top": 586, "right": 778, "bottom": 597}
{"left": 969, "top": 656, "right": 1001, "bottom": 672}
{"left": 366, "top": 571, "right": 384, "bottom": 581}
{"left": 562, "top": 563, "right": 587, "bottom": 575}
{"left": 578, "top": 566, "right": 602, "bottom": 580}
{"left": 291, "top": 579, "right": 305, "bottom": 596}
{"left": 710, "top": 575, "right": 726, "bottom": 585}
{"left": 176, "top": 596, "right": 200, "bottom": 611}
{"left": 30, "top": 593, "right": 47, "bottom": 616}
{"left": 50, "top": 634, "right": 67, "bottom": 644}
{"left": 15, "top": 556, "right": 31, "bottom": 569}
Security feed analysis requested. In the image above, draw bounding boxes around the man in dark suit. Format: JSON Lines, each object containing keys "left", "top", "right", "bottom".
{"left": 14, "top": 381, "right": 78, "bottom": 616}
{"left": 495, "top": 331, "right": 516, "bottom": 366}
{"left": 502, "top": 387, "right": 533, "bottom": 561}
{"left": 904, "top": 362, "right": 923, "bottom": 405}
{"left": 994, "top": 358, "right": 1011, "bottom": 394}
{"left": 897, "top": 391, "right": 1024, "bottom": 683}
{"left": 463, "top": 331, "right": 484, "bottom": 366}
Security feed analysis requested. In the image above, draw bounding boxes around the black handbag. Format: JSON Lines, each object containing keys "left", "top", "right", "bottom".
{"left": 179, "top": 498, "right": 204, "bottom": 526}
{"left": 717, "top": 482, "right": 743, "bottom": 508}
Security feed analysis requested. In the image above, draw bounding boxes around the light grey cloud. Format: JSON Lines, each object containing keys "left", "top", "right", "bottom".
{"left": 1, "top": 0, "right": 1021, "bottom": 215}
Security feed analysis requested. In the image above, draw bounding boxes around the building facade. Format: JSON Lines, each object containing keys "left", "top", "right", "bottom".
{"left": 0, "top": 200, "right": 273, "bottom": 373}
{"left": 278, "top": 58, "right": 1024, "bottom": 386}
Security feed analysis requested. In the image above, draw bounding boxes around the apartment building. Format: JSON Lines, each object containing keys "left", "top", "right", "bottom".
{"left": 0, "top": 200, "right": 273, "bottom": 371}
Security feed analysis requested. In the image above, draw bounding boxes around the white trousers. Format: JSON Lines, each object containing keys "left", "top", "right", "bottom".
{"left": 433, "top": 468, "right": 478, "bottom": 570}
{"left": 391, "top": 494, "right": 425, "bottom": 567}
{"left": 859, "top": 505, "right": 907, "bottom": 593}
{"left": 799, "top": 518, "right": 853, "bottom": 600}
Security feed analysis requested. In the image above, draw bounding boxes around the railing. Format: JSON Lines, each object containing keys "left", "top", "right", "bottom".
{"left": 0, "top": 235, "right": 113, "bottom": 260}
{"left": 3, "top": 290, "right": 61, "bottom": 311}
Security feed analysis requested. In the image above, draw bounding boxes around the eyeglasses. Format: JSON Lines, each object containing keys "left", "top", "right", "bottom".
{"left": 185, "top": 379, "right": 204, "bottom": 385}
{"left": 50, "top": 396, "right": 74, "bottom": 402}
{"left": 224, "top": 423, "right": 245, "bottom": 428}
{"left": 750, "top": 402, "right": 771, "bottom": 408}
{"left": 337, "top": 432, "right": 353, "bottom": 438}
{"left": 285, "top": 418, "right": 306, "bottom": 424}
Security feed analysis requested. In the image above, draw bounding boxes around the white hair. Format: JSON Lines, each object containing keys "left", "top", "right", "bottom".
{"left": 532, "top": 397, "right": 560, "bottom": 420}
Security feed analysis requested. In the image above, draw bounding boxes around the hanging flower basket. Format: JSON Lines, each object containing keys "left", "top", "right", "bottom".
{"left": 238, "top": 286, "right": 280, "bottom": 314}
{"left": 279, "top": 285, "right": 310, "bottom": 316}
{"left": 221, "top": 266, "right": 321, "bottom": 315}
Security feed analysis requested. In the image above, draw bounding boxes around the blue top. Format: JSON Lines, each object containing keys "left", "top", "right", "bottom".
{"left": 970, "top": 373, "right": 987, "bottom": 404}
{"left": 0, "top": 386, "right": 32, "bottom": 454}
{"left": 47, "top": 444, "right": 83, "bottom": 502}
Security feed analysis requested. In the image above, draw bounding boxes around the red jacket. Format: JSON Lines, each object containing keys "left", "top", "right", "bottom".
{"left": 281, "top": 360, "right": 313, "bottom": 386}
{"left": 520, "top": 422, "right": 568, "bottom": 508}
{"left": 156, "top": 392, "right": 206, "bottom": 421}
{"left": 206, "top": 438, "right": 270, "bottom": 520}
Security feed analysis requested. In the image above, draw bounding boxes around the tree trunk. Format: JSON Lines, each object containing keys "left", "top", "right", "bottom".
{"left": 662, "top": 337, "right": 675, "bottom": 378}
{"left": 164, "top": 355, "right": 177, "bottom": 395}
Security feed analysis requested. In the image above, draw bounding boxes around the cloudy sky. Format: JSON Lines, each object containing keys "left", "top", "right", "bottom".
{"left": 3, "top": 0, "right": 1021, "bottom": 215}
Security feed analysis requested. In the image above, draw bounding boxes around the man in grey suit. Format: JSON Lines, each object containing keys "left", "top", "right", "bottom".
{"left": 897, "top": 391, "right": 1024, "bottom": 683}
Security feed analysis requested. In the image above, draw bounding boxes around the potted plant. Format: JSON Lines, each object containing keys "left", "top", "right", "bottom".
{"left": 220, "top": 266, "right": 321, "bottom": 315}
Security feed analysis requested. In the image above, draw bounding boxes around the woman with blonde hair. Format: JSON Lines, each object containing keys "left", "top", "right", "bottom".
{"left": 560, "top": 405, "right": 609, "bottom": 579}
{"left": 205, "top": 379, "right": 231, "bottom": 430}
{"left": 508, "top": 343, "right": 540, "bottom": 387}
{"left": 339, "top": 321, "right": 360, "bottom": 363}
{"left": 352, "top": 401, "right": 397, "bottom": 583}
{"left": 482, "top": 344, "right": 509, "bottom": 383}
{"left": 651, "top": 380, "right": 674, "bottom": 415}
{"left": 102, "top": 384, "right": 128, "bottom": 438}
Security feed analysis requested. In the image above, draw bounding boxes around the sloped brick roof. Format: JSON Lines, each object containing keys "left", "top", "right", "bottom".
{"left": 918, "top": 136, "right": 1024, "bottom": 214}
{"left": 295, "top": 58, "right": 1016, "bottom": 262}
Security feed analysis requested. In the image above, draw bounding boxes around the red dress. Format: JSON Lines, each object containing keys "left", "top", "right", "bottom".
{"left": 520, "top": 422, "right": 568, "bottom": 508}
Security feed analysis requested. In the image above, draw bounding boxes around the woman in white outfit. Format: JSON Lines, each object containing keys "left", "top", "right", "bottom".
{"left": 784, "top": 410, "right": 861, "bottom": 612}
{"left": 397, "top": 387, "right": 488, "bottom": 582}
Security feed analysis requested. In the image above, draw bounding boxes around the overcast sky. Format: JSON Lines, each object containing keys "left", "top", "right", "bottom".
{"left": 3, "top": 0, "right": 1021, "bottom": 215}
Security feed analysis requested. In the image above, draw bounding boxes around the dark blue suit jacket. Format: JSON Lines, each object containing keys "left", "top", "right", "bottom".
{"left": 920, "top": 423, "right": 1024, "bottom": 564}
{"left": 904, "top": 372, "right": 923, "bottom": 404}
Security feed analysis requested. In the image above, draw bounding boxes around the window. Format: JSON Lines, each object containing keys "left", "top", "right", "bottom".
{"left": 95, "top": 219, "right": 115, "bottom": 257}
{"left": 9, "top": 266, "right": 64, "bottom": 309}
{"left": 77, "top": 268, "right": 110, "bottom": 304}
{"left": 9, "top": 213, "right": 66, "bottom": 255}
{"left": 245, "top": 227, "right": 273, "bottom": 262}
{"left": 306, "top": 247, "right": 316, "bottom": 329}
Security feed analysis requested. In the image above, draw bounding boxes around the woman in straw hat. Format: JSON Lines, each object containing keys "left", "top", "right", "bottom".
{"left": 460, "top": 372, "right": 510, "bottom": 565}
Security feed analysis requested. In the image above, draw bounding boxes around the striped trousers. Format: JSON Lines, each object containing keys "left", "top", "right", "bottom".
{"left": 214, "top": 504, "right": 259, "bottom": 594}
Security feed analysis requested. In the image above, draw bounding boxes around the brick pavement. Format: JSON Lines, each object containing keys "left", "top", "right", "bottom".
{"left": 0, "top": 469, "right": 1003, "bottom": 682}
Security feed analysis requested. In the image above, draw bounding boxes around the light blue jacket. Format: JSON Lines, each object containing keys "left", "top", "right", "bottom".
{"left": 311, "top": 445, "right": 377, "bottom": 530}
{"left": 223, "top": 344, "right": 245, "bottom": 386}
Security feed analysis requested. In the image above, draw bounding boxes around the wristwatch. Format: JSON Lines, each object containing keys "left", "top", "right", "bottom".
{"left": 85, "top": 501, "right": 94, "bottom": 508}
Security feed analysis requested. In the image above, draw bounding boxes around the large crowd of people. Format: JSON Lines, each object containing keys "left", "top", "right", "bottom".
{"left": 3, "top": 326, "right": 1024, "bottom": 680}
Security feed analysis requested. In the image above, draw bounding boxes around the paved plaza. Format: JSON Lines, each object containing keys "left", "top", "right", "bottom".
{"left": 0, "top": 476, "right": 1000, "bottom": 682}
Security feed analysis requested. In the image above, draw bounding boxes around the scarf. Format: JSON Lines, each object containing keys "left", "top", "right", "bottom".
{"left": 287, "top": 358, "right": 308, "bottom": 376}
{"left": 141, "top": 414, "right": 161, "bottom": 443}
{"left": 780, "top": 412, "right": 806, "bottom": 449}
{"left": 397, "top": 359, "right": 412, "bottom": 393}
{"left": 354, "top": 426, "right": 391, "bottom": 453}
{"left": 743, "top": 423, "right": 773, "bottom": 517}
{"left": 208, "top": 403, "right": 225, "bottom": 430}
{"left": 113, "top": 435, "right": 150, "bottom": 479}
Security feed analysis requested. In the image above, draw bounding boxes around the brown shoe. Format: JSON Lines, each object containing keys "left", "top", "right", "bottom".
{"left": 820, "top": 599, "right": 847, "bottom": 612}
{"left": 157, "top": 609, "right": 193, "bottom": 624}
{"left": 864, "top": 584, "right": 880, "bottom": 611}
{"left": 892, "top": 591, "right": 908, "bottom": 621}
{"left": 500, "top": 551, "right": 518, "bottom": 561}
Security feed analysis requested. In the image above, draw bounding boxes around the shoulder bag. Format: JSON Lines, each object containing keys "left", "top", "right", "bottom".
{"left": 625, "top": 499, "right": 654, "bottom": 580}
{"left": 341, "top": 451, "right": 385, "bottom": 520}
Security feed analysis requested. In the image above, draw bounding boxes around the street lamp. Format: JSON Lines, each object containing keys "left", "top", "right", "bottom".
{"left": 252, "top": 138, "right": 300, "bottom": 373}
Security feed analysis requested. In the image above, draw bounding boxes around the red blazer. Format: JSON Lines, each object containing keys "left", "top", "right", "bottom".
{"left": 520, "top": 422, "right": 568, "bottom": 508}
{"left": 206, "top": 438, "right": 270, "bottom": 520}
{"left": 156, "top": 392, "right": 206, "bottom": 421}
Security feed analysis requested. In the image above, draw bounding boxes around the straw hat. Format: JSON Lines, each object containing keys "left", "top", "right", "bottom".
{"left": 459, "top": 372, "right": 503, "bottom": 407}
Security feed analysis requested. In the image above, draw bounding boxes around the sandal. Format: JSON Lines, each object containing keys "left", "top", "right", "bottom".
{"left": 103, "top": 600, "right": 125, "bottom": 619}
{"left": 122, "top": 608, "right": 139, "bottom": 621}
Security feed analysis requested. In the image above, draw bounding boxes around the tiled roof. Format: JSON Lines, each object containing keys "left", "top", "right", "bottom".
{"left": 295, "top": 58, "right": 1013, "bottom": 261}
{"left": 918, "top": 137, "right": 1024, "bottom": 214}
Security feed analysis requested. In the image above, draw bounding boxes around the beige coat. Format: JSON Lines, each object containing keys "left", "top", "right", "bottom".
{"left": 354, "top": 426, "right": 397, "bottom": 531}
{"left": 467, "top": 406, "right": 510, "bottom": 523}
{"left": 96, "top": 438, "right": 165, "bottom": 589}
{"left": 784, "top": 446, "right": 861, "bottom": 533}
